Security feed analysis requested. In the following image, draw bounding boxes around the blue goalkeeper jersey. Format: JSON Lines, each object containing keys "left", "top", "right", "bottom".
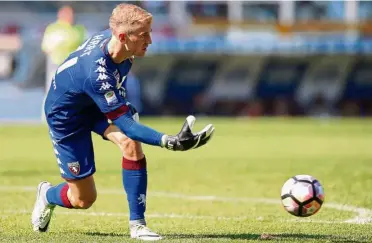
{"left": 44, "top": 29, "right": 133, "bottom": 140}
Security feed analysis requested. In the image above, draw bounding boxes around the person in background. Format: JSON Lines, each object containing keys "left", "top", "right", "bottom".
{"left": 41, "top": 5, "right": 86, "bottom": 120}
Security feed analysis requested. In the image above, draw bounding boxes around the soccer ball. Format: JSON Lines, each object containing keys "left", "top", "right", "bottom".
{"left": 281, "top": 175, "right": 325, "bottom": 217}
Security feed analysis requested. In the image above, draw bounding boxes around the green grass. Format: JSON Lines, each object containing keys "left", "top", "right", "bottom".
{"left": 0, "top": 118, "right": 372, "bottom": 242}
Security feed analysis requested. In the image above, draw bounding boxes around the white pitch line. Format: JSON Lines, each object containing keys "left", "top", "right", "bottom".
{"left": 326, "top": 203, "right": 372, "bottom": 224}
{"left": 0, "top": 209, "right": 350, "bottom": 224}
{"left": 0, "top": 185, "right": 371, "bottom": 224}
{"left": 2, "top": 209, "right": 250, "bottom": 220}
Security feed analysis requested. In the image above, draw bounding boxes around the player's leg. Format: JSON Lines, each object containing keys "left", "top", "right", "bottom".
{"left": 46, "top": 175, "right": 97, "bottom": 209}
{"left": 104, "top": 124, "right": 147, "bottom": 221}
{"left": 92, "top": 107, "right": 148, "bottom": 225}
{"left": 92, "top": 119, "right": 161, "bottom": 241}
{"left": 104, "top": 125, "right": 161, "bottom": 241}
{"left": 32, "top": 132, "right": 97, "bottom": 232}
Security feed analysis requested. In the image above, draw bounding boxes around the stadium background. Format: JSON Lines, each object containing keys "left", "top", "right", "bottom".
{"left": 0, "top": 0, "right": 372, "bottom": 120}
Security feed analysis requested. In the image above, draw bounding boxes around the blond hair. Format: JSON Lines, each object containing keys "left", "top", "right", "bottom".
{"left": 109, "top": 3, "right": 152, "bottom": 36}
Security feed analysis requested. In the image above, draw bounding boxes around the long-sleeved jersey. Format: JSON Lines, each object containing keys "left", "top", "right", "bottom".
{"left": 45, "top": 29, "right": 162, "bottom": 146}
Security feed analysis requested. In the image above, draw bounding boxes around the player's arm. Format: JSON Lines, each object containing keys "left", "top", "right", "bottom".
{"left": 84, "top": 69, "right": 214, "bottom": 151}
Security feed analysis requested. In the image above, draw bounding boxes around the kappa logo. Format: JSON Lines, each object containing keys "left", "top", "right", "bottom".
{"left": 95, "top": 66, "right": 107, "bottom": 73}
{"left": 95, "top": 57, "right": 106, "bottom": 67}
{"left": 116, "top": 75, "right": 126, "bottom": 89}
{"left": 67, "top": 162, "right": 80, "bottom": 176}
{"left": 59, "top": 167, "right": 66, "bottom": 175}
{"left": 96, "top": 73, "right": 109, "bottom": 81}
{"left": 99, "top": 82, "right": 113, "bottom": 91}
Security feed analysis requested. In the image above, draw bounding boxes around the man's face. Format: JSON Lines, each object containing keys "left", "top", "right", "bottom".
{"left": 122, "top": 19, "right": 153, "bottom": 57}
{"left": 58, "top": 7, "right": 74, "bottom": 25}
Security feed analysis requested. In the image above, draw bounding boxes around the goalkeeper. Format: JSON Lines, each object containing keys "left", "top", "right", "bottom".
{"left": 32, "top": 3, "right": 214, "bottom": 241}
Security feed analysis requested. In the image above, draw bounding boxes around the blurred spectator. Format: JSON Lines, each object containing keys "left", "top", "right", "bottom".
{"left": 41, "top": 6, "right": 86, "bottom": 91}
{"left": 41, "top": 5, "right": 86, "bottom": 119}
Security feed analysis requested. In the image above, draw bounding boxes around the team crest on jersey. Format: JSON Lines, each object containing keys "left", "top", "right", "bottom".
{"left": 104, "top": 91, "right": 118, "bottom": 105}
{"left": 67, "top": 162, "right": 80, "bottom": 176}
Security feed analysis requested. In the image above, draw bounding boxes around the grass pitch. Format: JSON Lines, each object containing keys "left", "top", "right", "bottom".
{"left": 0, "top": 118, "right": 372, "bottom": 242}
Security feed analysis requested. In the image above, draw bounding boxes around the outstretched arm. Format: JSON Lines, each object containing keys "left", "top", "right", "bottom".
{"left": 106, "top": 105, "right": 163, "bottom": 146}
{"left": 84, "top": 66, "right": 214, "bottom": 150}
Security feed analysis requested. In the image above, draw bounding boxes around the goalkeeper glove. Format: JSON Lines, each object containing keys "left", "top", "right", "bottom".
{"left": 161, "top": 115, "right": 214, "bottom": 151}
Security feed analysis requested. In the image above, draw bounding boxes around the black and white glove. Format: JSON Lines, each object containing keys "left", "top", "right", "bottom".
{"left": 161, "top": 115, "right": 215, "bottom": 151}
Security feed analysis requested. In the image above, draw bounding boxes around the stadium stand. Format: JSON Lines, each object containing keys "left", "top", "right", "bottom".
{"left": 0, "top": 1, "right": 372, "bottom": 121}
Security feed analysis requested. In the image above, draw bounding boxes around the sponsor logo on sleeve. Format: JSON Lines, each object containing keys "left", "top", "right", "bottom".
{"left": 104, "top": 91, "right": 118, "bottom": 105}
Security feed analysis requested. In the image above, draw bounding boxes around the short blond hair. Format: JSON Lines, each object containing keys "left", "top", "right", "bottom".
{"left": 109, "top": 3, "right": 152, "bottom": 35}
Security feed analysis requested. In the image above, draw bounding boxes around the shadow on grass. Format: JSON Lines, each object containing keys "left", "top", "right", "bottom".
{"left": 85, "top": 232, "right": 368, "bottom": 242}
{"left": 164, "top": 233, "right": 366, "bottom": 242}
{"left": 85, "top": 232, "right": 129, "bottom": 237}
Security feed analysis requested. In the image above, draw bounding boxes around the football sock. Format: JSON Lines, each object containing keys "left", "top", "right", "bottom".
{"left": 46, "top": 182, "right": 73, "bottom": 208}
{"left": 122, "top": 156, "right": 147, "bottom": 225}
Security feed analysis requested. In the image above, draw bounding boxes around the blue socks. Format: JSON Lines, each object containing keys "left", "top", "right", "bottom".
{"left": 122, "top": 156, "right": 147, "bottom": 224}
{"left": 46, "top": 182, "right": 73, "bottom": 208}
{"left": 45, "top": 156, "right": 148, "bottom": 218}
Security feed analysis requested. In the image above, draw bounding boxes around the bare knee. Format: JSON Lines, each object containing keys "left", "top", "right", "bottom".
{"left": 69, "top": 192, "right": 97, "bottom": 209}
{"left": 67, "top": 176, "right": 97, "bottom": 209}
{"left": 73, "top": 198, "right": 96, "bottom": 209}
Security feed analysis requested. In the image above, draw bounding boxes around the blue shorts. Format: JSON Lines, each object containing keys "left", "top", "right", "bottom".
{"left": 49, "top": 115, "right": 110, "bottom": 181}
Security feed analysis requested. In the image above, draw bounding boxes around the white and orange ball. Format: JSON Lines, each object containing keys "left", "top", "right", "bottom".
{"left": 281, "top": 175, "right": 325, "bottom": 217}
